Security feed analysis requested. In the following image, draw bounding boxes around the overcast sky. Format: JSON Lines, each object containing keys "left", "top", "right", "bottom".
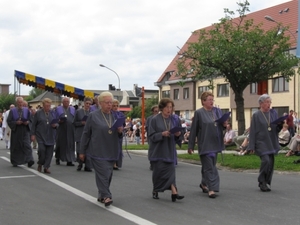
{"left": 0, "top": 0, "right": 290, "bottom": 95}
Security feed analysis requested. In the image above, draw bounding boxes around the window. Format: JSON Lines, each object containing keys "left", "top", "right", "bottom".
{"left": 217, "top": 84, "right": 229, "bottom": 97}
{"left": 250, "top": 83, "right": 257, "bottom": 94}
{"left": 183, "top": 88, "right": 189, "bottom": 99}
{"left": 272, "top": 77, "right": 289, "bottom": 92}
{"left": 174, "top": 89, "right": 179, "bottom": 100}
{"left": 272, "top": 107, "right": 289, "bottom": 117}
{"left": 198, "top": 86, "right": 210, "bottom": 98}
{"left": 162, "top": 90, "right": 170, "bottom": 98}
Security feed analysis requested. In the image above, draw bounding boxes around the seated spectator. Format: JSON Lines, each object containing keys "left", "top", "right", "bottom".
{"left": 224, "top": 123, "right": 236, "bottom": 147}
{"left": 285, "top": 134, "right": 300, "bottom": 156}
{"left": 233, "top": 127, "right": 250, "bottom": 149}
{"left": 278, "top": 123, "right": 290, "bottom": 147}
{"left": 182, "top": 129, "right": 190, "bottom": 144}
{"left": 237, "top": 135, "right": 249, "bottom": 155}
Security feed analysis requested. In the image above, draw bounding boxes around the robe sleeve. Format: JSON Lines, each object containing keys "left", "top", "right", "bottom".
{"left": 79, "top": 113, "right": 92, "bottom": 154}
{"left": 7, "top": 110, "right": 17, "bottom": 131}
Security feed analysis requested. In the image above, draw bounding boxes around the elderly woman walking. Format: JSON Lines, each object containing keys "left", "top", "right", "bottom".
{"left": 79, "top": 92, "right": 123, "bottom": 206}
{"left": 248, "top": 94, "right": 280, "bottom": 192}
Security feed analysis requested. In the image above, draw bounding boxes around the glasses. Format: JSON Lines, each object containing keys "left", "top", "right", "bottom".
{"left": 206, "top": 99, "right": 214, "bottom": 102}
{"left": 85, "top": 102, "right": 92, "bottom": 105}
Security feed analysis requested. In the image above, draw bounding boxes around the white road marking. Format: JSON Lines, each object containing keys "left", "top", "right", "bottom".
{"left": 0, "top": 156, "right": 156, "bottom": 225}
{"left": 0, "top": 175, "right": 36, "bottom": 179}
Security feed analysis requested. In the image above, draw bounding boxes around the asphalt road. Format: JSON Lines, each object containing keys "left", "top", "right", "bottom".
{"left": 0, "top": 140, "right": 299, "bottom": 225}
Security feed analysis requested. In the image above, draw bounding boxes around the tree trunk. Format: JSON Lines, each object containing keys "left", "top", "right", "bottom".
{"left": 234, "top": 91, "right": 246, "bottom": 135}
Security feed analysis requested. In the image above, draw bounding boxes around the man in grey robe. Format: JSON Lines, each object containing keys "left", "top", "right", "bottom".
{"left": 31, "top": 98, "right": 57, "bottom": 173}
{"left": 7, "top": 97, "right": 34, "bottom": 167}
{"left": 73, "top": 97, "right": 92, "bottom": 171}
{"left": 54, "top": 97, "right": 76, "bottom": 166}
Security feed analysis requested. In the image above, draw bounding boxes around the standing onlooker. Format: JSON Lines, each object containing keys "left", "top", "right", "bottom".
{"left": 286, "top": 110, "right": 295, "bottom": 138}
{"left": 0, "top": 112, "right": 3, "bottom": 140}
{"left": 54, "top": 97, "right": 76, "bottom": 166}
{"left": 135, "top": 124, "right": 141, "bottom": 145}
{"left": 223, "top": 123, "right": 236, "bottom": 147}
{"left": 2, "top": 105, "right": 14, "bottom": 149}
{"left": 146, "top": 105, "right": 159, "bottom": 170}
{"left": 7, "top": 97, "right": 34, "bottom": 167}
{"left": 248, "top": 94, "right": 280, "bottom": 192}
{"left": 188, "top": 91, "right": 227, "bottom": 198}
{"left": 148, "top": 98, "right": 184, "bottom": 202}
{"left": 31, "top": 98, "right": 57, "bottom": 173}
{"left": 293, "top": 111, "right": 298, "bottom": 134}
{"left": 73, "top": 97, "right": 92, "bottom": 172}
{"left": 79, "top": 92, "right": 123, "bottom": 207}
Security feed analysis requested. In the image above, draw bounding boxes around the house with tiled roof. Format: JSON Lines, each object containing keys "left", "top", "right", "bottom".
{"left": 155, "top": 0, "right": 299, "bottom": 130}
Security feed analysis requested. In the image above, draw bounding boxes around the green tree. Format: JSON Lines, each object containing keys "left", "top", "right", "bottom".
{"left": 127, "top": 96, "right": 159, "bottom": 119}
{"left": 176, "top": 0, "right": 300, "bottom": 134}
{"left": 25, "top": 88, "right": 45, "bottom": 101}
{"left": 0, "top": 93, "right": 16, "bottom": 112}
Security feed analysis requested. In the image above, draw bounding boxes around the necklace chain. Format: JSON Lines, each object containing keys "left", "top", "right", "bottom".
{"left": 101, "top": 110, "right": 112, "bottom": 128}
{"left": 260, "top": 110, "right": 270, "bottom": 127}
{"left": 163, "top": 117, "right": 170, "bottom": 131}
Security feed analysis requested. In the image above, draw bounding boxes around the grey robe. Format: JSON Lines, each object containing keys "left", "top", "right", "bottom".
{"left": 54, "top": 106, "right": 75, "bottom": 162}
{"left": 248, "top": 109, "right": 280, "bottom": 156}
{"left": 31, "top": 109, "right": 56, "bottom": 168}
{"left": 73, "top": 108, "right": 90, "bottom": 143}
{"left": 7, "top": 107, "right": 33, "bottom": 165}
{"left": 80, "top": 109, "right": 121, "bottom": 199}
{"left": 188, "top": 107, "right": 224, "bottom": 192}
{"left": 188, "top": 107, "right": 225, "bottom": 155}
{"left": 248, "top": 109, "right": 279, "bottom": 185}
{"left": 148, "top": 114, "right": 182, "bottom": 192}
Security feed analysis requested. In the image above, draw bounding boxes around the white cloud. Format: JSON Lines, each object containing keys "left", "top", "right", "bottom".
{"left": 0, "top": 0, "right": 290, "bottom": 95}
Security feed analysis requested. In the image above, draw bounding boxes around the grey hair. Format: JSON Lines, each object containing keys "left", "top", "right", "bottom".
{"left": 258, "top": 94, "right": 271, "bottom": 104}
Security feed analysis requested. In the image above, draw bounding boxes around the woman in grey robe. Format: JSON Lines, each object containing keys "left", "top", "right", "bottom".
{"left": 79, "top": 92, "right": 123, "bottom": 207}
{"left": 248, "top": 94, "right": 280, "bottom": 192}
{"left": 148, "top": 98, "right": 184, "bottom": 202}
{"left": 188, "top": 91, "right": 227, "bottom": 198}
{"left": 73, "top": 97, "right": 92, "bottom": 172}
{"left": 31, "top": 98, "right": 57, "bottom": 174}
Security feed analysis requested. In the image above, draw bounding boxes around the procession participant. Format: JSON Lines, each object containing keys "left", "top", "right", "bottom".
{"left": 248, "top": 94, "right": 280, "bottom": 192}
{"left": 31, "top": 98, "right": 57, "bottom": 173}
{"left": 111, "top": 99, "right": 125, "bottom": 170}
{"left": 79, "top": 92, "right": 123, "bottom": 207}
{"left": 54, "top": 97, "right": 76, "bottom": 166}
{"left": 148, "top": 98, "right": 184, "bottom": 202}
{"left": 73, "top": 97, "right": 92, "bottom": 171}
{"left": 188, "top": 91, "right": 228, "bottom": 198}
{"left": 7, "top": 97, "right": 34, "bottom": 167}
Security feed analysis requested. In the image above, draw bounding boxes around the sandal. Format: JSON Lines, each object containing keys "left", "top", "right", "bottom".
{"left": 199, "top": 184, "right": 209, "bottom": 193}
{"left": 97, "top": 197, "right": 113, "bottom": 206}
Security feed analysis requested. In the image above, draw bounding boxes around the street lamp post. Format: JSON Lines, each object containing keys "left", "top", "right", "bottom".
{"left": 264, "top": 15, "right": 297, "bottom": 41}
{"left": 99, "top": 64, "right": 121, "bottom": 90}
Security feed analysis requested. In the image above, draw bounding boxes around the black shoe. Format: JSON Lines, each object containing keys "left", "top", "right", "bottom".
{"left": 208, "top": 193, "right": 217, "bottom": 198}
{"left": 199, "top": 184, "right": 209, "bottom": 193}
{"left": 56, "top": 159, "right": 60, "bottom": 165}
{"left": 84, "top": 167, "right": 92, "bottom": 172}
{"left": 149, "top": 165, "right": 153, "bottom": 171}
{"left": 77, "top": 164, "right": 83, "bottom": 171}
{"left": 259, "top": 183, "right": 271, "bottom": 192}
{"left": 152, "top": 192, "right": 159, "bottom": 199}
{"left": 113, "top": 166, "right": 119, "bottom": 170}
{"left": 27, "top": 161, "right": 34, "bottom": 168}
{"left": 171, "top": 194, "right": 184, "bottom": 202}
{"left": 67, "top": 162, "right": 75, "bottom": 166}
